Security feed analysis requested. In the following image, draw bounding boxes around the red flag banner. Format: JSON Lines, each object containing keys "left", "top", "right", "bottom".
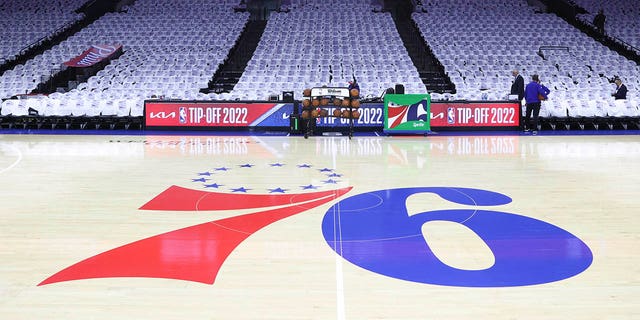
{"left": 64, "top": 44, "right": 122, "bottom": 67}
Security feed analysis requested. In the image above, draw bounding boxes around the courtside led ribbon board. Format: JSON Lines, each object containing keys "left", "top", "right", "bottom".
{"left": 144, "top": 101, "right": 293, "bottom": 128}
{"left": 383, "top": 94, "right": 431, "bottom": 134}
{"left": 430, "top": 102, "right": 520, "bottom": 127}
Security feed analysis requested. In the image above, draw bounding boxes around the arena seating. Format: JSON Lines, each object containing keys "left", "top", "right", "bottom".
{"left": 413, "top": 0, "right": 639, "bottom": 118}
{"left": 230, "top": 0, "right": 425, "bottom": 101}
{"left": 1, "top": 0, "right": 248, "bottom": 116}
{"left": 0, "top": 0, "right": 86, "bottom": 100}
{"left": 572, "top": 0, "right": 640, "bottom": 50}
{"left": 0, "top": 0, "right": 85, "bottom": 63}
{"left": 1, "top": 0, "right": 639, "bottom": 127}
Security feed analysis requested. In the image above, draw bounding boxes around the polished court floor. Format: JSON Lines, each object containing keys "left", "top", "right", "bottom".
{"left": 0, "top": 133, "right": 638, "bottom": 319}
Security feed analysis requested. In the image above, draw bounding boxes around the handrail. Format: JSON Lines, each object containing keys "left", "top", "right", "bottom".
{"left": 75, "top": 0, "right": 99, "bottom": 13}
{"left": 580, "top": 19, "right": 640, "bottom": 54}
{"left": 538, "top": 45, "right": 570, "bottom": 52}
{"left": 18, "top": 18, "right": 78, "bottom": 56}
{"left": 537, "top": 45, "right": 570, "bottom": 59}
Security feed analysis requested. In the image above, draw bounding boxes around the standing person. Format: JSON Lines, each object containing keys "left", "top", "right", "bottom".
{"left": 511, "top": 70, "right": 525, "bottom": 130}
{"left": 593, "top": 9, "right": 606, "bottom": 34}
{"left": 612, "top": 77, "right": 627, "bottom": 100}
{"left": 510, "top": 69, "right": 525, "bottom": 102}
{"left": 348, "top": 78, "right": 360, "bottom": 95}
{"left": 524, "top": 74, "right": 550, "bottom": 133}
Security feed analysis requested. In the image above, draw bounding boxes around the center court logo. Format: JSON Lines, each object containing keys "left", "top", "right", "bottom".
{"left": 39, "top": 165, "right": 592, "bottom": 288}
{"left": 39, "top": 162, "right": 351, "bottom": 286}
{"left": 321, "top": 187, "right": 593, "bottom": 287}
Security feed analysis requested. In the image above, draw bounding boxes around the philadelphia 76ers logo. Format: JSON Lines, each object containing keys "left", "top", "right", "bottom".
{"left": 39, "top": 162, "right": 592, "bottom": 287}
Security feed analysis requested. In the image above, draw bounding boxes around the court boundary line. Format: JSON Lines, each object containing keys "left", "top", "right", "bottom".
{"left": 0, "top": 143, "right": 22, "bottom": 175}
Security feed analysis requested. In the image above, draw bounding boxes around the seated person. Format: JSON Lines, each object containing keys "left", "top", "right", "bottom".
{"left": 612, "top": 78, "right": 627, "bottom": 100}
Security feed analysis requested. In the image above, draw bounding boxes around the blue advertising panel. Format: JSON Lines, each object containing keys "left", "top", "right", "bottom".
{"left": 314, "top": 104, "right": 385, "bottom": 127}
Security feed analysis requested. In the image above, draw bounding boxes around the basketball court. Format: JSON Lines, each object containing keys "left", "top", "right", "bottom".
{"left": 0, "top": 132, "right": 638, "bottom": 319}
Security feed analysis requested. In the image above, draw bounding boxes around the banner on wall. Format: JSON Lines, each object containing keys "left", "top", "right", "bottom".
{"left": 325, "top": 101, "right": 519, "bottom": 129}
{"left": 430, "top": 102, "right": 520, "bottom": 128}
{"left": 383, "top": 94, "right": 431, "bottom": 134}
{"left": 64, "top": 44, "right": 123, "bottom": 67}
{"left": 144, "top": 100, "right": 520, "bottom": 131}
{"left": 144, "top": 101, "right": 293, "bottom": 129}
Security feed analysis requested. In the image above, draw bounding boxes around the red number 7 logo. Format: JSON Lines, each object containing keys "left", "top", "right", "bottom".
{"left": 39, "top": 185, "right": 351, "bottom": 286}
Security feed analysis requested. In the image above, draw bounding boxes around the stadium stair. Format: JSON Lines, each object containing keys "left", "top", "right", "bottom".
{"left": 387, "top": 0, "right": 456, "bottom": 94}
{"left": 201, "top": 20, "right": 267, "bottom": 94}
{"left": 542, "top": 0, "right": 640, "bottom": 66}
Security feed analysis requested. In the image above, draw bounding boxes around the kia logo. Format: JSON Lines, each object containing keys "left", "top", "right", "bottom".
{"left": 431, "top": 112, "right": 444, "bottom": 119}
{"left": 149, "top": 112, "right": 176, "bottom": 119}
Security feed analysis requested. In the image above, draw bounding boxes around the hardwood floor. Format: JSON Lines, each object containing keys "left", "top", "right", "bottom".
{"left": 0, "top": 134, "right": 638, "bottom": 319}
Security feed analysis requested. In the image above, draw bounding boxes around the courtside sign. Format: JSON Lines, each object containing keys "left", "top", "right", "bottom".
{"left": 383, "top": 94, "right": 431, "bottom": 134}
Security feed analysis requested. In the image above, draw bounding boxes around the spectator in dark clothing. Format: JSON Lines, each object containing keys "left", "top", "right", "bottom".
{"left": 612, "top": 78, "right": 628, "bottom": 100}
{"left": 524, "top": 74, "right": 550, "bottom": 133}
{"left": 593, "top": 9, "right": 606, "bottom": 34}
{"left": 510, "top": 69, "right": 525, "bottom": 101}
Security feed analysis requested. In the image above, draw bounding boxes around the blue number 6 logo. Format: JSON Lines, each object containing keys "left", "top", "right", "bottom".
{"left": 321, "top": 187, "right": 593, "bottom": 287}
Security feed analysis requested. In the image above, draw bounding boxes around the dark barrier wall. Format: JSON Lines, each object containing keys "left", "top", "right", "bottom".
{"left": 144, "top": 100, "right": 520, "bottom": 131}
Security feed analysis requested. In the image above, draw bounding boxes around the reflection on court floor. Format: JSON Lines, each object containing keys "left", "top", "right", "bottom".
{"left": 0, "top": 134, "right": 638, "bottom": 320}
